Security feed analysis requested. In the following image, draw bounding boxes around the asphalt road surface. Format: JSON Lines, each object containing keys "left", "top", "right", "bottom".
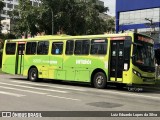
{"left": 0, "top": 74, "right": 160, "bottom": 120}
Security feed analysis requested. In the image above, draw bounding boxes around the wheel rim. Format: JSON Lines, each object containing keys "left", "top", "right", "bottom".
{"left": 96, "top": 75, "right": 104, "bottom": 86}
{"left": 31, "top": 70, "right": 36, "bottom": 80}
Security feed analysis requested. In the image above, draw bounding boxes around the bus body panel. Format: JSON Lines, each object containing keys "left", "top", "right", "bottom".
{"left": 132, "top": 65, "right": 155, "bottom": 85}
{"left": 2, "top": 54, "right": 16, "bottom": 74}
{"left": 48, "top": 55, "right": 64, "bottom": 80}
{"left": 63, "top": 55, "right": 109, "bottom": 82}
{"left": 2, "top": 41, "right": 16, "bottom": 74}
{"left": 2, "top": 33, "right": 155, "bottom": 88}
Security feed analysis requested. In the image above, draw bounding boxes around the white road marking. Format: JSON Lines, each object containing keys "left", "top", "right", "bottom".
{"left": 98, "top": 90, "right": 160, "bottom": 100}
{"left": 1, "top": 80, "right": 159, "bottom": 101}
{"left": 0, "top": 85, "right": 47, "bottom": 95}
{"left": 0, "top": 91, "right": 25, "bottom": 97}
{"left": 47, "top": 95, "right": 81, "bottom": 101}
{"left": 11, "top": 80, "right": 86, "bottom": 92}
{"left": 0, "top": 82, "right": 68, "bottom": 93}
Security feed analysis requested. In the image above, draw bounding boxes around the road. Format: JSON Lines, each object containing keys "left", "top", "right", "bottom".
{"left": 0, "top": 74, "right": 160, "bottom": 120}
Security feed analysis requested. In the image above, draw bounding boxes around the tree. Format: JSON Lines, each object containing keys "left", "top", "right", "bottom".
{"left": 0, "top": 0, "right": 4, "bottom": 12}
{"left": 11, "top": 0, "right": 115, "bottom": 36}
{"left": 11, "top": 0, "right": 40, "bottom": 38}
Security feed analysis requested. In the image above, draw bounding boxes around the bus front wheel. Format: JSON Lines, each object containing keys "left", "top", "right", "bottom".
{"left": 93, "top": 72, "right": 107, "bottom": 89}
{"left": 28, "top": 68, "right": 38, "bottom": 82}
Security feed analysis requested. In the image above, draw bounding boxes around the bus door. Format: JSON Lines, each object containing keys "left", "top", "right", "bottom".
{"left": 15, "top": 43, "right": 25, "bottom": 75}
{"left": 109, "top": 39, "right": 125, "bottom": 82}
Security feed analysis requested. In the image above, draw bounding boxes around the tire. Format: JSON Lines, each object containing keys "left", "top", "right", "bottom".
{"left": 28, "top": 68, "right": 38, "bottom": 82}
{"left": 93, "top": 72, "right": 107, "bottom": 89}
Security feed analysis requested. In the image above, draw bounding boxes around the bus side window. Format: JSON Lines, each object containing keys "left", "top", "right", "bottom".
{"left": 26, "top": 42, "right": 37, "bottom": 55}
{"left": 65, "top": 40, "right": 74, "bottom": 55}
{"left": 6, "top": 43, "right": 16, "bottom": 55}
{"left": 37, "top": 41, "right": 49, "bottom": 55}
{"left": 74, "top": 40, "right": 90, "bottom": 55}
{"left": 52, "top": 42, "right": 63, "bottom": 55}
{"left": 90, "top": 39, "right": 107, "bottom": 55}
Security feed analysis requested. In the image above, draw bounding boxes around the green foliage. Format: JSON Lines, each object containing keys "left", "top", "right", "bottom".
{"left": 95, "top": 5, "right": 109, "bottom": 13}
{"left": 0, "top": 0, "right": 4, "bottom": 11}
{"left": 10, "top": 0, "right": 40, "bottom": 38}
{"left": 11, "top": 0, "right": 115, "bottom": 36}
{"left": 0, "top": 33, "right": 16, "bottom": 40}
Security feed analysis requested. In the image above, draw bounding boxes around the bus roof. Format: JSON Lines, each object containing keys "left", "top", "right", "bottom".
{"left": 6, "top": 32, "right": 149, "bottom": 42}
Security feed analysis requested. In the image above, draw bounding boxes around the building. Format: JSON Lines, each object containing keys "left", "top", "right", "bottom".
{"left": 116, "top": 0, "right": 160, "bottom": 43}
{"left": 1, "top": 19, "right": 10, "bottom": 34}
{"left": 0, "top": 0, "right": 41, "bottom": 33}
{"left": 75, "top": 0, "right": 104, "bottom": 6}
{"left": 1, "top": 0, "right": 41, "bottom": 20}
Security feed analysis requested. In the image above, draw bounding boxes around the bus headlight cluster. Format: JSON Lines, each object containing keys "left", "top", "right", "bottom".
{"left": 132, "top": 69, "right": 141, "bottom": 78}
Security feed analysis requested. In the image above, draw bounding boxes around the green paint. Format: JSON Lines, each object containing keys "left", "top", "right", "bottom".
{"left": 2, "top": 33, "right": 156, "bottom": 86}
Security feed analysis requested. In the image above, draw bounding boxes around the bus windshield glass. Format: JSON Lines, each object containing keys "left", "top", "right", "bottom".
{"left": 133, "top": 34, "right": 154, "bottom": 68}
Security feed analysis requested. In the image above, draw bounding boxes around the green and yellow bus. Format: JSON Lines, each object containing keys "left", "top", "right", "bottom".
{"left": 2, "top": 33, "right": 155, "bottom": 89}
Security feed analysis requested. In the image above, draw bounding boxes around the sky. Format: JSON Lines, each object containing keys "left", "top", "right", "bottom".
{"left": 101, "top": 0, "right": 116, "bottom": 16}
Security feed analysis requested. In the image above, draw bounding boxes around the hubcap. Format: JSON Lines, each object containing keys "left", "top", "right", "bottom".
{"left": 31, "top": 71, "right": 36, "bottom": 79}
{"left": 96, "top": 76, "right": 103, "bottom": 85}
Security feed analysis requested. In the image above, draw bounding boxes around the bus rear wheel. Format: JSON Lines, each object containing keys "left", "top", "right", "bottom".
{"left": 93, "top": 72, "right": 107, "bottom": 89}
{"left": 28, "top": 68, "right": 38, "bottom": 82}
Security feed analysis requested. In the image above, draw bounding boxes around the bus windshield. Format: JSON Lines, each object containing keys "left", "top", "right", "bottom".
{"left": 133, "top": 34, "right": 155, "bottom": 68}
{"left": 133, "top": 43, "right": 154, "bottom": 67}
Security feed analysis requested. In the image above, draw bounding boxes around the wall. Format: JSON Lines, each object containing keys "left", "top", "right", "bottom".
{"left": 116, "top": 0, "right": 160, "bottom": 33}
{"left": 116, "top": 0, "right": 160, "bottom": 12}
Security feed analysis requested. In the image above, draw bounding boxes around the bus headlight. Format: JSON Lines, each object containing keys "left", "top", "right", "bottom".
{"left": 133, "top": 69, "right": 141, "bottom": 78}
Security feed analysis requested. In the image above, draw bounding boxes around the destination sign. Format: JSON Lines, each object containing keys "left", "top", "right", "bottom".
{"left": 110, "top": 37, "right": 126, "bottom": 40}
{"left": 94, "top": 40, "right": 106, "bottom": 42}
{"left": 138, "top": 36, "right": 153, "bottom": 44}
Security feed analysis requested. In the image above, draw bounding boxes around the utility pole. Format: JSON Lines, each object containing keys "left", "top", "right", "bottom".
{"left": 145, "top": 18, "right": 155, "bottom": 36}
{"left": 51, "top": 9, "right": 54, "bottom": 35}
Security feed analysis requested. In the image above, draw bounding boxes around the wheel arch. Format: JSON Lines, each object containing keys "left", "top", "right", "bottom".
{"left": 28, "top": 65, "right": 38, "bottom": 78}
{"left": 90, "top": 68, "right": 108, "bottom": 84}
